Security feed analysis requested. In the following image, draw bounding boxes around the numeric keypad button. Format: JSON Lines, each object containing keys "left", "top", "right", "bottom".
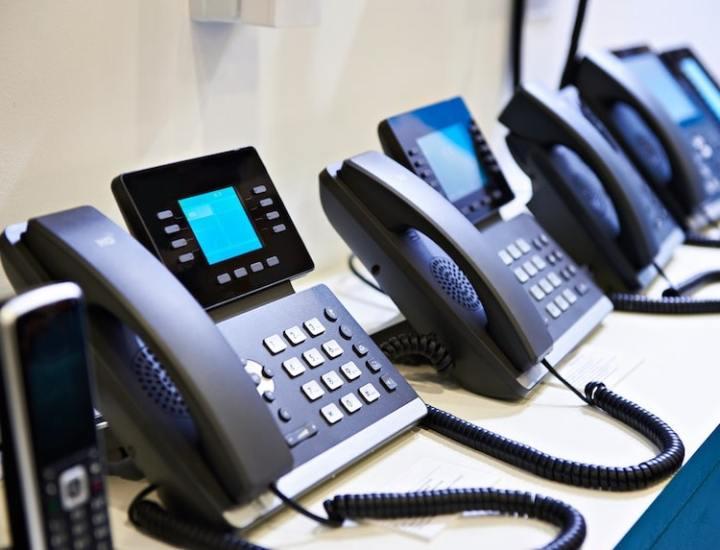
{"left": 359, "top": 383, "right": 380, "bottom": 403}
{"left": 263, "top": 334, "right": 287, "bottom": 355}
{"left": 304, "top": 317, "right": 326, "bottom": 337}
{"left": 284, "top": 326, "right": 307, "bottom": 346}
{"left": 320, "top": 403, "right": 344, "bottom": 424}
{"left": 302, "top": 348, "right": 325, "bottom": 368}
{"left": 321, "top": 370, "right": 344, "bottom": 391}
{"left": 301, "top": 380, "right": 325, "bottom": 401}
{"left": 322, "top": 339, "right": 343, "bottom": 359}
{"left": 340, "top": 393, "right": 363, "bottom": 413}
{"left": 340, "top": 361, "right": 362, "bottom": 381}
{"left": 282, "top": 357, "right": 305, "bottom": 378}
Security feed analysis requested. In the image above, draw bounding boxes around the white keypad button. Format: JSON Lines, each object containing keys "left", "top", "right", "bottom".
{"left": 304, "top": 317, "right": 326, "bottom": 337}
{"left": 531, "top": 255, "right": 547, "bottom": 270}
{"left": 548, "top": 272, "right": 563, "bottom": 287}
{"left": 507, "top": 243, "right": 522, "bottom": 259}
{"left": 514, "top": 267, "right": 529, "bottom": 283}
{"left": 516, "top": 238, "right": 532, "bottom": 254}
{"left": 284, "top": 326, "right": 307, "bottom": 346}
{"left": 359, "top": 383, "right": 380, "bottom": 403}
{"left": 545, "top": 302, "right": 562, "bottom": 319}
{"left": 555, "top": 295, "right": 570, "bottom": 311}
{"left": 321, "top": 370, "right": 344, "bottom": 391}
{"left": 498, "top": 249, "right": 513, "bottom": 265}
{"left": 530, "top": 284, "right": 545, "bottom": 301}
{"left": 282, "top": 357, "right": 306, "bottom": 378}
{"left": 562, "top": 288, "right": 578, "bottom": 304}
{"left": 339, "top": 361, "right": 362, "bottom": 381}
{"left": 522, "top": 261, "right": 538, "bottom": 277}
{"left": 539, "top": 278, "right": 554, "bottom": 294}
{"left": 320, "top": 403, "right": 344, "bottom": 424}
{"left": 302, "top": 348, "right": 325, "bottom": 368}
{"left": 301, "top": 380, "right": 325, "bottom": 401}
{"left": 340, "top": 393, "right": 363, "bottom": 414}
{"left": 263, "top": 334, "right": 286, "bottom": 355}
{"left": 322, "top": 339, "right": 343, "bottom": 359}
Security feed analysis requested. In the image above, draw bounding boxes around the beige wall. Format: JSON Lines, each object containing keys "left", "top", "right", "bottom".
{"left": 1, "top": 0, "right": 718, "bottom": 293}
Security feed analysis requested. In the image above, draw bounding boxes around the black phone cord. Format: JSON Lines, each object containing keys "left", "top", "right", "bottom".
{"left": 685, "top": 230, "right": 720, "bottom": 248}
{"left": 609, "top": 292, "right": 720, "bottom": 314}
{"left": 381, "top": 332, "right": 685, "bottom": 491}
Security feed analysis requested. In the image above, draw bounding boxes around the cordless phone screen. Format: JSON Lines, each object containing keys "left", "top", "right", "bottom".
{"left": 17, "top": 300, "right": 95, "bottom": 466}
{"left": 679, "top": 57, "right": 720, "bottom": 123}
{"left": 623, "top": 53, "right": 702, "bottom": 126}
{"left": 179, "top": 186, "right": 263, "bottom": 265}
{"left": 417, "top": 123, "right": 488, "bottom": 202}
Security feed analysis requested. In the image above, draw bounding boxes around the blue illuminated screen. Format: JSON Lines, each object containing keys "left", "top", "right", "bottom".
{"left": 680, "top": 57, "right": 720, "bottom": 123}
{"left": 623, "top": 53, "right": 702, "bottom": 126}
{"left": 416, "top": 123, "right": 487, "bottom": 202}
{"left": 179, "top": 186, "right": 262, "bottom": 265}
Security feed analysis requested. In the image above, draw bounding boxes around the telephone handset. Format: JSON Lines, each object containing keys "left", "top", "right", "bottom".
{"left": 500, "top": 83, "right": 685, "bottom": 292}
{"left": 321, "top": 149, "right": 611, "bottom": 400}
{"left": 573, "top": 48, "right": 720, "bottom": 230}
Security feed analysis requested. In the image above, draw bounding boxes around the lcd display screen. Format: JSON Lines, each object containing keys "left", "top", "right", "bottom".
{"left": 18, "top": 301, "right": 96, "bottom": 466}
{"left": 179, "top": 186, "right": 262, "bottom": 265}
{"left": 679, "top": 57, "right": 720, "bottom": 123}
{"left": 623, "top": 53, "right": 702, "bottom": 126}
{"left": 416, "top": 123, "right": 487, "bottom": 202}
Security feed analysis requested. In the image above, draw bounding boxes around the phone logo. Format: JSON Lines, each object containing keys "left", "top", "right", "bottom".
{"left": 94, "top": 235, "right": 115, "bottom": 248}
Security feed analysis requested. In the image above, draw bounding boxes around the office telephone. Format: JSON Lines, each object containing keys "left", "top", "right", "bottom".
{"left": 572, "top": 48, "right": 720, "bottom": 235}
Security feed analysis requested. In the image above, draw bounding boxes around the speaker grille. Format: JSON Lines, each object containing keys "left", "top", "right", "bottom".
{"left": 430, "top": 257, "right": 481, "bottom": 311}
{"left": 133, "top": 347, "right": 189, "bottom": 417}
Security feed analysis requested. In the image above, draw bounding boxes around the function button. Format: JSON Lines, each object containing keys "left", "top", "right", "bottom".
{"left": 249, "top": 372, "right": 261, "bottom": 386}
{"left": 507, "top": 243, "right": 522, "bottom": 259}
{"left": 366, "top": 359, "right": 382, "bottom": 373}
{"left": 164, "top": 224, "right": 180, "bottom": 235}
{"left": 339, "top": 325, "right": 353, "bottom": 340}
{"left": 262, "top": 390, "right": 275, "bottom": 402}
{"left": 554, "top": 295, "right": 570, "bottom": 311}
{"left": 548, "top": 272, "right": 563, "bottom": 287}
{"left": 179, "top": 253, "right": 195, "bottom": 264}
{"left": 171, "top": 238, "right": 187, "bottom": 249}
{"left": 59, "top": 465, "right": 89, "bottom": 510}
{"left": 529, "top": 284, "right": 545, "bottom": 301}
{"left": 90, "top": 496, "right": 106, "bottom": 511}
{"left": 575, "top": 282, "right": 590, "bottom": 296}
{"left": 282, "top": 357, "right": 306, "bottom": 378}
{"left": 531, "top": 255, "right": 547, "bottom": 270}
{"left": 545, "top": 302, "right": 562, "bottom": 319}
{"left": 89, "top": 462, "right": 101, "bottom": 476}
{"left": 252, "top": 185, "right": 267, "bottom": 195}
{"left": 513, "top": 266, "right": 529, "bottom": 283}
{"left": 157, "top": 210, "right": 173, "bottom": 220}
{"left": 553, "top": 249, "right": 564, "bottom": 260}
{"left": 380, "top": 374, "right": 398, "bottom": 392}
{"left": 259, "top": 198, "right": 274, "bottom": 207}
{"left": 340, "top": 393, "right": 363, "bottom": 414}
{"left": 407, "top": 147, "right": 419, "bottom": 156}
{"left": 532, "top": 237, "right": 544, "bottom": 250}
{"left": 90, "top": 512, "right": 106, "bottom": 527}
{"left": 217, "top": 273, "right": 231, "bottom": 284}
{"left": 320, "top": 403, "right": 344, "bottom": 425}
{"left": 516, "top": 238, "right": 532, "bottom": 254}
{"left": 359, "top": 383, "right": 380, "bottom": 403}
{"left": 302, "top": 348, "right": 325, "bottom": 368}
{"left": 262, "top": 365, "right": 274, "bottom": 378}
{"left": 539, "top": 234, "right": 550, "bottom": 245}
{"left": 250, "top": 262, "right": 264, "bottom": 273}
{"left": 321, "top": 370, "right": 344, "bottom": 391}
{"left": 304, "top": 317, "right": 326, "bottom": 337}
{"left": 284, "top": 326, "right": 307, "bottom": 346}
{"left": 278, "top": 408, "right": 292, "bottom": 422}
{"left": 234, "top": 267, "right": 248, "bottom": 279}
{"left": 272, "top": 224, "right": 287, "bottom": 233}
{"left": 322, "top": 339, "right": 343, "bottom": 359}
{"left": 498, "top": 249, "right": 513, "bottom": 265}
{"left": 568, "top": 264, "right": 578, "bottom": 276}
{"left": 266, "top": 256, "right": 279, "bottom": 267}
{"left": 562, "top": 288, "right": 578, "bottom": 304}
{"left": 560, "top": 267, "right": 572, "bottom": 280}
{"left": 285, "top": 423, "right": 318, "bottom": 447}
{"left": 413, "top": 159, "right": 425, "bottom": 168}
{"left": 263, "top": 334, "right": 287, "bottom": 355}
{"left": 266, "top": 211, "right": 280, "bottom": 221}
{"left": 301, "top": 380, "right": 325, "bottom": 401}
{"left": 353, "top": 343, "right": 369, "bottom": 357}
{"left": 93, "top": 525, "right": 110, "bottom": 540}
{"left": 522, "top": 261, "right": 538, "bottom": 277}
{"left": 340, "top": 361, "right": 362, "bottom": 381}
{"left": 539, "top": 278, "right": 554, "bottom": 294}
{"left": 324, "top": 307, "right": 338, "bottom": 322}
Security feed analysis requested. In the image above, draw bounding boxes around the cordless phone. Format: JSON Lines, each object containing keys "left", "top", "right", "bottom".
{"left": 0, "top": 283, "right": 113, "bottom": 550}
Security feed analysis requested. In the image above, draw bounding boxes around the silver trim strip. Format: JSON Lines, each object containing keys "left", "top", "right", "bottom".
{"left": 0, "top": 282, "right": 83, "bottom": 550}
{"left": 517, "top": 294, "right": 613, "bottom": 388}
{"left": 223, "top": 397, "right": 427, "bottom": 529}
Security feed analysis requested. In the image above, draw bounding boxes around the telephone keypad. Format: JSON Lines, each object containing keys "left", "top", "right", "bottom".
{"left": 548, "top": 272, "right": 563, "bottom": 287}
{"left": 507, "top": 243, "right": 523, "bottom": 259}
{"left": 498, "top": 249, "right": 513, "bottom": 265}
{"left": 531, "top": 255, "right": 547, "bottom": 270}
{"left": 555, "top": 295, "right": 570, "bottom": 311}
{"left": 516, "top": 238, "right": 532, "bottom": 254}
{"left": 522, "top": 261, "right": 538, "bottom": 277}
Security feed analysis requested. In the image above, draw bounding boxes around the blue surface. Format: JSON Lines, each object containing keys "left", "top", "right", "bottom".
{"left": 416, "top": 122, "right": 487, "bottom": 202}
{"left": 624, "top": 53, "right": 703, "bottom": 126}
{"left": 616, "top": 425, "right": 720, "bottom": 549}
{"left": 179, "top": 186, "right": 262, "bottom": 265}
{"left": 680, "top": 57, "right": 720, "bottom": 123}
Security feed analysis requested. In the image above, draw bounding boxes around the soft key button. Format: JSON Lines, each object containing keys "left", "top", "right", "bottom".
{"left": 252, "top": 185, "right": 267, "bottom": 195}
{"left": 259, "top": 198, "right": 274, "bottom": 207}
{"left": 164, "top": 224, "right": 180, "bottom": 235}
{"left": 216, "top": 273, "right": 231, "bottom": 284}
{"left": 171, "top": 238, "right": 187, "bottom": 249}
{"left": 179, "top": 253, "right": 195, "bottom": 264}
{"left": 157, "top": 210, "right": 173, "bottom": 220}
{"left": 266, "top": 211, "right": 280, "bottom": 221}
{"left": 266, "top": 256, "right": 279, "bottom": 267}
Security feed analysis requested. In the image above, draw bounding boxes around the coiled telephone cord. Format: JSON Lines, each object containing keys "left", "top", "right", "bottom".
{"left": 685, "top": 230, "right": 720, "bottom": 248}
{"left": 381, "top": 332, "right": 685, "bottom": 491}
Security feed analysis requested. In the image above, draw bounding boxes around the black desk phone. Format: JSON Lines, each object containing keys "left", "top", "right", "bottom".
{"left": 321, "top": 98, "right": 612, "bottom": 401}
{"left": 0, "top": 147, "right": 426, "bottom": 530}
{"left": 572, "top": 48, "right": 720, "bottom": 233}
{"left": 500, "top": 83, "right": 685, "bottom": 293}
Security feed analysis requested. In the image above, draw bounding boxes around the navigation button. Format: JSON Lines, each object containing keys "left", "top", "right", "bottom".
{"left": 157, "top": 210, "right": 173, "bottom": 220}
{"left": 353, "top": 344, "right": 369, "bottom": 357}
{"left": 179, "top": 253, "right": 195, "bottom": 264}
{"left": 324, "top": 307, "right": 338, "bottom": 322}
{"left": 575, "top": 282, "right": 590, "bottom": 295}
{"left": 171, "top": 238, "right": 187, "bottom": 249}
{"left": 339, "top": 325, "right": 353, "bottom": 340}
{"left": 366, "top": 359, "right": 382, "bottom": 373}
{"left": 380, "top": 374, "right": 398, "bottom": 392}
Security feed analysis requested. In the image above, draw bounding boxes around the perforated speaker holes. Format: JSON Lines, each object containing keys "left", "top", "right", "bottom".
{"left": 430, "top": 257, "right": 481, "bottom": 311}
{"left": 132, "top": 346, "right": 189, "bottom": 417}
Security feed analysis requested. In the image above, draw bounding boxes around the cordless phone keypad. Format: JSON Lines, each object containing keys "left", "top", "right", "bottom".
{"left": 217, "top": 285, "right": 419, "bottom": 467}
{"left": 42, "top": 448, "right": 112, "bottom": 550}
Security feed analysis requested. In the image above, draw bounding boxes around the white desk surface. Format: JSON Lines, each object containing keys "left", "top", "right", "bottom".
{"left": 62, "top": 244, "right": 720, "bottom": 548}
